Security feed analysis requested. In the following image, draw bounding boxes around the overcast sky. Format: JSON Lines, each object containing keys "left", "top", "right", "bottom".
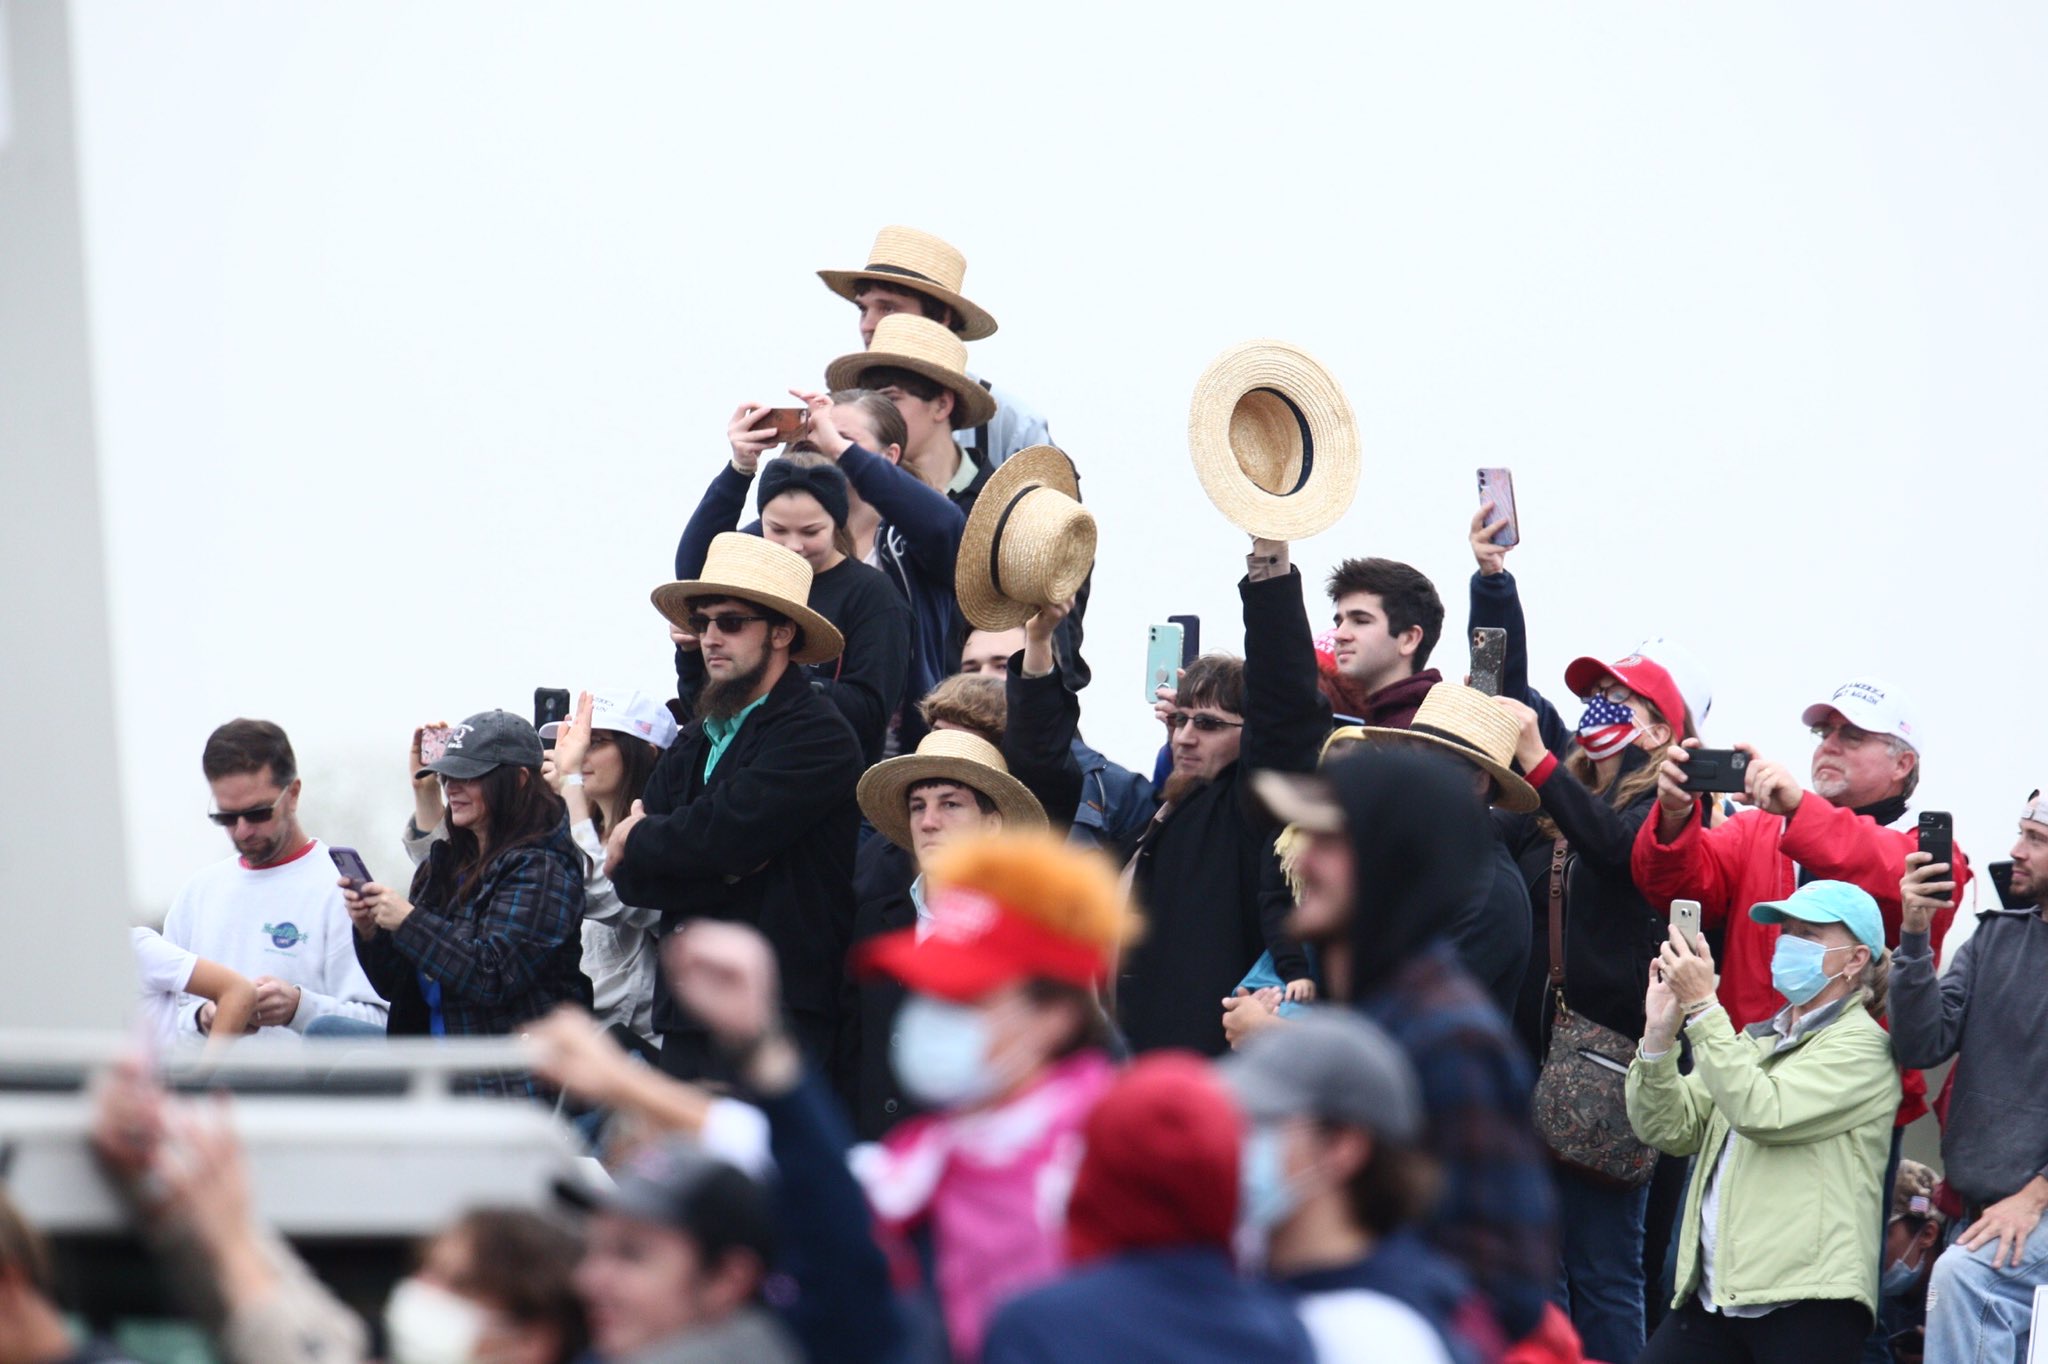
{"left": 63, "top": 2, "right": 2046, "bottom": 943}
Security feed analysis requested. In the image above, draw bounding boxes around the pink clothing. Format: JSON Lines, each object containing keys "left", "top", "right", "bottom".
{"left": 853, "top": 1051, "right": 1114, "bottom": 1361}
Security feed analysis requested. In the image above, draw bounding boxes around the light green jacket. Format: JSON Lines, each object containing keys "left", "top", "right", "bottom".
{"left": 1625, "top": 997, "right": 1899, "bottom": 1317}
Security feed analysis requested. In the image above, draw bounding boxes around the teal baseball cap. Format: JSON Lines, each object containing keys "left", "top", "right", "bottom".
{"left": 1748, "top": 880, "right": 1885, "bottom": 951}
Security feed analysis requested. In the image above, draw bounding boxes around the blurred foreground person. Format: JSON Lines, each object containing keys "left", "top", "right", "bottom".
{"left": 0, "top": 1188, "right": 144, "bottom": 1364}
{"left": 1253, "top": 746, "right": 1557, "bottom": 1346}
{"left": 1627, "top": 882, "right": 1898, "bottom": 1364}
{"left": 981, "top": 1052, "right": 1313, "bottom": 1364}
{"left": 852, "top": 833, "right": 1128, "bottom": 1361}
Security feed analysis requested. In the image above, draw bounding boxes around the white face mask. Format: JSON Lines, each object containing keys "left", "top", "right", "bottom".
{"left": 892, "top": 995, "right": 1005, "bottom": 1108}
{"left": 384, "top": 1277, "right": 488, "bottom": 1364}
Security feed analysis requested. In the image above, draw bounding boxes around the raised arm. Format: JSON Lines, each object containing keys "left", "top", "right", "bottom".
{"left": 1239, "top": 540, "right": 1331, "bottom": 787}
{"left": 1889, "top": 853, "right": 1973, "bottom": 1068}
{"left": 1003, "top": 601, "right": 1085, "bottom": 829}
{"left": 1467, "top": 505, "right": 1568, "bottom": 751}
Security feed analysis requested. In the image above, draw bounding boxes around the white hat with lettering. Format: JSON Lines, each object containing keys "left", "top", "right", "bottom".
{"left": 539, "top": 689, "right": 679, "bottom": 751}
{"left": 1800, "top": 677, "right": 1920, "bottom": 753}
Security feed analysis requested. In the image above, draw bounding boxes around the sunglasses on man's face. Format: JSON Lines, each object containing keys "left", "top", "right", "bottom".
{"left": 208, "top": 793, "right": 287, "bottom": 827}
{"left": 1166, "top": 712, "right": 1244, "bottom": 734}
{"left": 685, "top": 613, "right": 771, "bottom": 637}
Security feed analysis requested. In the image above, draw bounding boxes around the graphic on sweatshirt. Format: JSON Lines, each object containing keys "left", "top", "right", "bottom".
{"left": 263, "top": 922, "right": 306, "bottom": 950}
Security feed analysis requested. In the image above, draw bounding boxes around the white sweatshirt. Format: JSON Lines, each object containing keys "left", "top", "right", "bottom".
{"left": 160, "top": 839, "right": 389, "bottom": 1041}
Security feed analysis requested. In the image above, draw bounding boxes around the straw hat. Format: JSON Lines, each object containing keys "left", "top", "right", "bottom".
{"left": 857, "top": 730, "right": 1047, "bottom": 852}
{"left": 955, "top": 446, "right": 1097, "bottom": 631}
{"left": 1359, "top": 683, "right": 1539, "bottom": 813}
{"left": 825, "top": 314, "right": 997, "bottom": 430}
{"left": 650, "top": 532, "right": 844, "bottom": 666}
{"left": 817, "top": 226, "right": 999, "bottom": 341}
{"left": 1187, "top": 339, "right": 1360, "bottom": 540}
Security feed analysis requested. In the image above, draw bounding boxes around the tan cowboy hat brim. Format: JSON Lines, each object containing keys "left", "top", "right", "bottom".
{"left": 1356, "top": 724, "right": 1541, "bottom": 814}
{"left": 818, "top": 269, "right": 998, "bottom": 342}
{"left": 824, "top": 346, "right": 998, "bottom": 431}
{"left": 650, "top": 578, "right": 845, "bottom": 667}
{"left": 857, "top": 753, "right": 1047, "bottom": 853}
{"left": 1188, "top": 339, "right": 1360, "bottom": 540}
{"left": 956, "top": 445, "right": 1095, "bottom": 632}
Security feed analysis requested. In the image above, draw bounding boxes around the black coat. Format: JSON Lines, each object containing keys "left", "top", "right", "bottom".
{"left": 846, "top": 837, "right": 920, "bottom": 1140}
{"left": 1119, "top": 568, "right": 1329, "bottom": 1055}
{"left": 611, "top": 666, "right": 865, "bottom": 1033}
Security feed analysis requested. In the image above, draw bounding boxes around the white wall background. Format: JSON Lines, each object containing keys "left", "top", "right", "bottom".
{"left": 63, "top": 2, "right": 2046, "bottom": 940}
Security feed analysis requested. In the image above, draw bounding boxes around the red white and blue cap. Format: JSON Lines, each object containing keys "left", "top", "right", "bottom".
{"left": 1800, "top": 677, "right": 1919, "bottom": 755}
{"left": 538, "top": 688, "right": 679, "bottom": 751}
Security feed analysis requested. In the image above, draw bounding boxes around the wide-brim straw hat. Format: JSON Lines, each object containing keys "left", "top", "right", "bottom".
{"left": 825, "top": 314, "right": 998, "bottom": 431}
{"left": 857, "top": 730, "right": 1047, "bottom": 852}
{"left": 1188, "top": 339, "right": 1360, "bottom": 540}
{"left": 817, "top": 226, "right": 999, "bottom": 341}
{"left": 1359, "top": 683, "right": 1539, "bottom": 813}
{"left": 955, "top": 446, "right": 1097, "bottom": 632}
{"left": 650, "top": 532, "right": 844, "bottom": 666}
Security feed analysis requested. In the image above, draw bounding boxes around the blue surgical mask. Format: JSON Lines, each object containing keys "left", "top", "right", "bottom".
{"left": 891, "top": 995, "right": 1001, "bottom": 1109}
{"left": 1239, "top": 1126, "right": 1299, "bottom": 1232}
{"left": 1880, "top": 1256, "right": 1922, "bottom": 1299}
{"left": 1770, "top": 935, "right": 1849, "bottom": 1006}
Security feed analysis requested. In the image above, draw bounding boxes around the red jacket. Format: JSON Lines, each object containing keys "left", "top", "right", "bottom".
{"left": 1631, "top": 794, "right": 1967, "bottom": 1126}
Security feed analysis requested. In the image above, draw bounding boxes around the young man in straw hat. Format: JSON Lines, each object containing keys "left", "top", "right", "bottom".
{"left": 607, "top": 532, "right": 866, "bottom": 1084}
{"left": 819, "top": 224, "right": 1052, "bottom": 479}
{"left": 1119, "top": 536, "right": 1329, "bottom": 1057}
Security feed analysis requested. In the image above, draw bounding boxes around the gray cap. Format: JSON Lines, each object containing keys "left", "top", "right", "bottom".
{"left": 420, "top": 709, "right": 544, "bottom": 780}
{"left": 1220, "top": 1007, "right": 1424, "bottom": 1143}
{"left": 555, "top": 1140, "right": 774, "bottom": 1263}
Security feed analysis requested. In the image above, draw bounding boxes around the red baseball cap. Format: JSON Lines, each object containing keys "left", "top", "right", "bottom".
{"left": 1563, "top": 652, "right": 1688, "bottom": 736}
{"left": 853, "top": 887, "right": 1110, "bottom": 1003}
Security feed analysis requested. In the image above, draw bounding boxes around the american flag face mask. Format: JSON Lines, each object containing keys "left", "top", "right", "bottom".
{"left": 1576, "top": 694, "right": 1640, "bottom": 760}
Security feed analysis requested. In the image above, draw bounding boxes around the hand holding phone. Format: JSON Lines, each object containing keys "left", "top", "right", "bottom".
{"left": 1469, "top": 627, "right": 1508, "bottom": 697}
{"left": 1677, "top": 747, "right": 1751, "bottom": 795}
{"left": 763, "top": 407, "right": 810, "bottom": 443}
{"left": 1145, "top": 624, "right": 1185, "bottom": 705}
{"left": 535, "top": 688, "right": 572, "bottom": 748}
{"left": 1670, "top": 899, "right": 1703, "bottom": 950}
{"left": 1477, "top": 467, "right": 1520, "bottom": 548}
{"left": 417, "top": 725, "right": 455, "bottom": 772}
{"left": 1916, "top": 812, "right": 1954, "bottom": 875}
{"left": 329, "top": 846, "right": 373, "bottom": 890}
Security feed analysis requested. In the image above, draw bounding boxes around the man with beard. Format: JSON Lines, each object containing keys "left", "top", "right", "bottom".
{"left": 1116, "top": 537, "right": 1327, "bottom": 1055}
{"left": 1251, "top": 746, "right": 1558, "bottom": 1348}
{"left": 608, "top": 534, "right": 866, "bottom": 1082}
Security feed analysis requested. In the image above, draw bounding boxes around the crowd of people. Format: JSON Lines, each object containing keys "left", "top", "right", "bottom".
{"left": 25, "top": 225, "right": 2044, "bottom": 1364}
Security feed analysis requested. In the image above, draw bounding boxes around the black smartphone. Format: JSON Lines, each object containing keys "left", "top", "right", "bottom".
{"left": 1989, "top": 861, "right": 2027, "bottom": 909}
{"left": 1678, "top": 747, "right": 1751, "bottom": 794}
{"left": 1469, "top": 627, "right": 1508, "bottom": 697}
{"left": 1916, "top": 812, "right": 1954, "bottom": 873}
{"left": 1168, "top": 614, "right": 1201, "bottom": 667}
{"left": 328, "top": 846, "right": 373, "bottom": 889}
{"left": 534, "top": 688, "right": 572, "bottom": 748}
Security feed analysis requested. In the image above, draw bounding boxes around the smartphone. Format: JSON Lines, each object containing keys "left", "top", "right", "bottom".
{"left": 1145, "top": 624, "right": 1184, "bottom": 704}
{"left": 1477, "top": 467, "right": 1520, "bottom": 548}
{"left": 1916, "top": 812, "right": 1954, "bottom": 873}
{"left": 1168, "top": 614, "right": 1201, "bottom": 667}
{"left": 1678, "top": 747, "right": 1750, "bottom": 794}
{"left": 1469, "top": 627, "right": 1508, "bottom": 697}
{"left": 329, "top": 846, "right": 373, "bottom": 889}
{"left": 534, "top": 688, "right": 572, "bottom": 748}
{"left": 1671, "top": 899, "right": 1703, "bottom": 949}
{"left": 1989, "top": 861, "right": 2028, "bottom": 910}
{"left": 418, "top": 725, "right": 455, "bottom": 770}
{"left": 763, "top": 407, "right": 809, "bottom": 442}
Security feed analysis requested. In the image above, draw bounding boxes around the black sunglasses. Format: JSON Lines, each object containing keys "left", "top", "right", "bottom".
{"left": 686, "top": 612, "right": 772, "bottom": 636}
{"left": 208, "top": 794, "right": 287, "bottom": 827}
{"left": 1166, "top": 712, "right": 1244, "bottom": 734}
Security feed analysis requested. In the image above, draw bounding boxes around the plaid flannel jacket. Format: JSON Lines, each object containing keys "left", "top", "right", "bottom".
{"left": 1361, "top": 940, "right": 1559, "bottom": 1343}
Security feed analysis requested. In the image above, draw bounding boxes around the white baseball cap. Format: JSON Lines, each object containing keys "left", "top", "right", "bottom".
{"left": 1634, "top": 636, "right": 1712, "bottom": 728}
{"left": 539, "top": 688, "right": 680, "bottom": 751}
{"left": 1800, "top": 677, "right": 1919, "bottom": 753}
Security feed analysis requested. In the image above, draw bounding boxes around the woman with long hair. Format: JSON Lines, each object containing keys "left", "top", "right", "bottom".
{"left": 539, "top": 688, "right": 673, "bottom": 1048}
{"left": 1467, "top": 503, "right": 1709, "bottom": 1364}
{"left": 347, "top": 709, "right": 588, "bottom": 1094}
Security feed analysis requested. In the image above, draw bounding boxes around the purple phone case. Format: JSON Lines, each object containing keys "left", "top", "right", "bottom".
{"left": 328, "top": 846, "right": 373, "bottom": 885}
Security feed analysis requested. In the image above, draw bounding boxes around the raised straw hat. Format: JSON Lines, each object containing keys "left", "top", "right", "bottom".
{"left": 1188, "top": 339, "right": 1360, "bottom": 540}
{"left": 825, "top": 314, "right": 997, "bottom": 431}
{"left": 1359, "top": 683, "right": 1539, "bottom": 813}
{"left": 955, "top": 446, "right": 1097, "bottom": 631}
{"left": 818, "top": 226, "right": 999, "bottom": 341}
{"left": 857, "top": 730, "right": 1047, "bottom": 853}
{"left": 650, "top": 532, "right": 844, "bottom": 666}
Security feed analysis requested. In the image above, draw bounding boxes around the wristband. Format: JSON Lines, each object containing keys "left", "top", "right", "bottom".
{"left": 564, "top": 773, "right": 584, "bottom": 788}
{"left": 1682, "top": 997, "right": 1717, "bottom": 1015}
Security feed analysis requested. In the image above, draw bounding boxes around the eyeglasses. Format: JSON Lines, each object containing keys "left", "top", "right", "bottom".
{"left": 1810, "top": 722, "right": 1876, "bottom": 747}
{"left": 1588, "top": 683, "right": 1639, "bottom": 707}
{"left": 686, "top": 612, "right": 771, "bottom": 636}
{"left": 208, "top": 794, "right": 287, "bottom": 827}
{"left": 1166, "top": 712, "right": 1244, "bottom": 734}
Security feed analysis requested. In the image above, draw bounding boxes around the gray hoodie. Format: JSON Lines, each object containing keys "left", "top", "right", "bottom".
{"left": 621, "top": 1307, "right": 802, "bottom": 1364}
{"left": 1891, "top": 906, "right": 2048, "bottom": 1206}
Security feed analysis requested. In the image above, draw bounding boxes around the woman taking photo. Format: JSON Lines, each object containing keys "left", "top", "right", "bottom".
{"left": 540, "top": 688, "right": 674, "bottom": 1049}
{"left": 347, "top": 709, "right": 589, "bottom": 1095}
{"left": 1627, "top": 881, "right": 1898, "bottom": 1364}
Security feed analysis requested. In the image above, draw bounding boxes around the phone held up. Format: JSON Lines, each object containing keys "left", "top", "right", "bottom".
{"left": 329, "top": 846, "right": 373, "bottom": 890}
{"left": 535, "top": 688, "right": 572, "bottom": 749}
{"left": 1167, "top": 614, "right": 1201, "bottom": 667}
{"left": 1678, "top": 747, "right": 1750, "bottom": 795}
{"left": 418, "top": 725, "right": 455, "bottom": 770}
{"left": 1469, "top": 627, "right": 1508, "bottom": 697}
{"left": 1145, "top": 624, "right": 1184, "bottom": 704}
{"left": 1988, "top": 861, "right": 2029, "bottom": 910}
{"left": 1477, "top": 467, "right": 1520, "bottom": 548}
{"left": 1916, "top": 811, "right": 1954, "bottom": 873}
{"left": 1670, "top": 899, "right": 1703, "bottom": 950}
{"left": 762, "top": 407, "right": 810, "bottom": 443}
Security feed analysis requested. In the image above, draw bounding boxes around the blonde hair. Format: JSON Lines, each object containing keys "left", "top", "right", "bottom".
{"left": 1535, "top": 692, "right": 1691, "bottom": 842}
{"left": 925, "top": 831, "right": 1140, "bottom": 949}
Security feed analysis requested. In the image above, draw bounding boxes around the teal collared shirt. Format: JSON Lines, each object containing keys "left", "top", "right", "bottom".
{"left": 702, "top": 693, "right": 769, "bottom": 779}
